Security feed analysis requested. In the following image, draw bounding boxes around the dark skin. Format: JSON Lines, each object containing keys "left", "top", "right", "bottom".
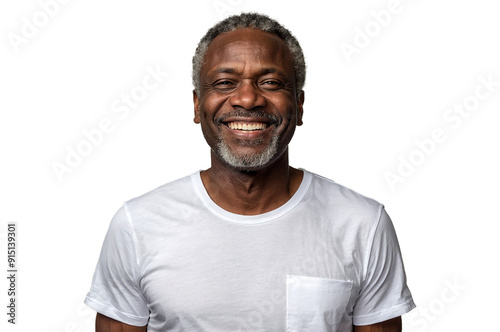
{"left": 96, "top": 313, "right": 146, "bottom": 332}
{"left": 95, "top": 28, "right": 403, "bottom": 331}
{"left": 95, "top": 312, "right": 401, "bottom": 331}
{"left": 354, "top": 317, "right": 402, "bottom": 331}
{"left": 95, "top": 313, "right": 401, "bottom": 331}
{"left": 193, "top": 28, "right": 304, "bottom": 215}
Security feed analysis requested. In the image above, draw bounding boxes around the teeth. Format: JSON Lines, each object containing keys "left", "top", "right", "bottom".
{"left": 227, "top": 122, "right": 267, "bottom": 131}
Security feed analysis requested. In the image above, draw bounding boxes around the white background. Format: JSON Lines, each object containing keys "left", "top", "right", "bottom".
{"left": 1, "top": 0, "right": 499, "bottom": 331}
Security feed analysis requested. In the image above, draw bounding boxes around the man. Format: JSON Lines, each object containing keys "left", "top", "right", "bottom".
{"left": 85, "top": 13, "right": 415, "bottom": 331}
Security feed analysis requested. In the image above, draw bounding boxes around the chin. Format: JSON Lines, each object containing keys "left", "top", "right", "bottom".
{"left": 216, "top": 135, "right": 279, "bottom": 170}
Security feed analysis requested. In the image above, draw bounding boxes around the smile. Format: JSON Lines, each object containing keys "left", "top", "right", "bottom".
{"left": 226, "top": 121, "right": 268, "bottom": 131}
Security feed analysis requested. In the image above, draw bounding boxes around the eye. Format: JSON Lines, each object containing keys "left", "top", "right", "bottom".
{"left": 213, "top": 80, "right": 236, "bottom": 90}
{"left": 216, "top": 80, "right": 232, "bottom": 85}
{"left": 260, "top": 80, "right": 283, "bottom": 90}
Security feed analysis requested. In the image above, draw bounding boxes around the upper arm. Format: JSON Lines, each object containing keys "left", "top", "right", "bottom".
{"left": 86, "top": 206, "right": 150, "bottom": 326}
{"left": 96, "top": 313, "right": 147, "bottom": 332}
{"left": 354, "top": 316, "right": 402, "bottom": 332}
{"left": 353, "top": 207, "right": 415, "bottom": 325}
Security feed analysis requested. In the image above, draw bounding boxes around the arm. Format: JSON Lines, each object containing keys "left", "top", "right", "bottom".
{"left": 354, "top": 316, "right": 402, "bottom": 332}
{"left": 353, "top": 208, "right": 415, "bottom": 327}
{"left": 96, "top": 313, "right": 147, "bottom": 332}
{"left": 86, "top": 207, "right": 150, "bottom": 330}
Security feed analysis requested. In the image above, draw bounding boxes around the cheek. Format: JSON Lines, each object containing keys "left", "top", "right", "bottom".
{"left": 278, "top": 104, "right": 298, "bottom": 124}
{"left": 267, "top": 94, "right": 297, "bottom": 118}
{"left": 201, "top": 93, "right": 229, "bottom": 117}
{"left": 198, "top": 95, "right": 227, "bottom": 136}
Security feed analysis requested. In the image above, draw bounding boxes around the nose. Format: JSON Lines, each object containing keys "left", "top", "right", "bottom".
{"left": 229, "top": 81, "right": 266, "bottom": 110}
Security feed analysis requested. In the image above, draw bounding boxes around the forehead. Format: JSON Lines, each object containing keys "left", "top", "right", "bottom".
{"left": 202, "top": 28, "right": 294, "bottom": 77}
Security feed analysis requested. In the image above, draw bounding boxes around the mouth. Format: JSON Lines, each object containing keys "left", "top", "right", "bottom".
{"left": 216, "top": 110, "right": 279, "bottom": 133}
{"left": 225, "top": 121, "right": 268, "bottom": 131}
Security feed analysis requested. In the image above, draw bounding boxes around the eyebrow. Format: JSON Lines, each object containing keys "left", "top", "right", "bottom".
{"left": 212, "top": 67, "right": 237, "bottom": 74}
{"left": 210, "top": 67, "right": 288, "bottom": 79}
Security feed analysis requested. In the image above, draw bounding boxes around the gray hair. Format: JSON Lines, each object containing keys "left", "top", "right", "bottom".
{"left": 192, "top": 12, "right": 306, "bottom": 96}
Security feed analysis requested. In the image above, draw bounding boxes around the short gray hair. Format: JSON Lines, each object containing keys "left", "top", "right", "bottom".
{"left": 192, "top": 12, "right": 306, "bottom": 96}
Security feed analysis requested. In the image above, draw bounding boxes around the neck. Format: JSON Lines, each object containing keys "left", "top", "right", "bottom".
{"left": 200, "top": 148, "right": 303, "bottom": 215}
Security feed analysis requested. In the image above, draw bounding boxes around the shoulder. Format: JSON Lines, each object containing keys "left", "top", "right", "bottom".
{"left": 300, "top": 170, "right": 386, "bottom": 240}
{"left": 305, "top": 170, "right": 383, "bottom": 216}
{"left": 119, "top": 172, "right": 200, "bottom": 227}
{"left": 125, "top": 172, "right": 196, "bottom": 208}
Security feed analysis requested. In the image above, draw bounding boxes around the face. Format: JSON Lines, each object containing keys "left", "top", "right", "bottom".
{"left": 193, "top": 28, "right": 304, "bottom": 170}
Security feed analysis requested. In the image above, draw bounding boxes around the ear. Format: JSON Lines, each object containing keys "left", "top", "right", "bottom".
{"left": 193, "top": 90, "right": 201, "bottom": 124}
{"left": 296, "top": 90, "right": 304, "bottom": 126}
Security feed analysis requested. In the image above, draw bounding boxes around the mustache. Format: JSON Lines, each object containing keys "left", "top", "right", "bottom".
{"left": 215, "top": 109, "right": 280, "bottom": 125}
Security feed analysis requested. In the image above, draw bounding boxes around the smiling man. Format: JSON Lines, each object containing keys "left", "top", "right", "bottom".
{"left": 85, "top": 13, "right": 415, "bottom": 332}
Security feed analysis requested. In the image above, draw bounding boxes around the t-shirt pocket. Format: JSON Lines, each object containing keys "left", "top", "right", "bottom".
{"left": 286, "top": 275, "right": 353, "bottom": 332}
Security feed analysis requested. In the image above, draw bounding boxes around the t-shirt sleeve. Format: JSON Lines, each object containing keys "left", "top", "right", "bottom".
{"left": 352, "top": 206, "right": 416, "bottom": 326}
{"left": 85, "top": 204, "right": 150, "bottom": 326}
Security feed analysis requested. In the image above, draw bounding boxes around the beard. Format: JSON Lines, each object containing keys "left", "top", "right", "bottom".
{"left": 212, "top": 108, "right": 281, "bottom": 169}
{"left": 216, "top": 134, "right": 279, "bottom": 169}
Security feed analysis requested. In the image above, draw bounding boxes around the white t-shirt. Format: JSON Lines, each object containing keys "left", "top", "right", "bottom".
{"left": 85, "top": 170, "right": 415, "bottom": 331}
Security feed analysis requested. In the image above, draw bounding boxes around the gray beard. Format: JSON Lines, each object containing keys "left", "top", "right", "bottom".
{"left": 216, "top": 135, "right": 279, "bottom": 169}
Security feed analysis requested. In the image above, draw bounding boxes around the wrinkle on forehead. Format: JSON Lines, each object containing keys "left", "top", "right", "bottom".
{"left": 202, "top": 29, "right": 294, "bottom": 79}
{"left": 213, "top": 41, "right": 266, "bottom": 67}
